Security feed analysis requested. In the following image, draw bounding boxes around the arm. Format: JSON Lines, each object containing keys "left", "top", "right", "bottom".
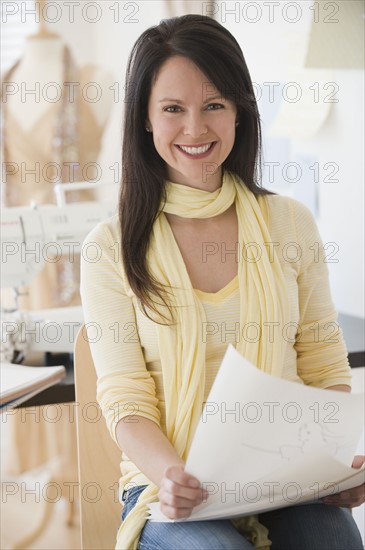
{"left": 291, "top": 201, "right": 363, "bottom": 507}
{"left": 80, "top": 219, "right": 206, "bottom": 518}
{"left": 292, "top": 200, "right": 352, "bottom": 389}
{"left": 116, "top": 416, "right": 208, "bottom": 518}
{"left": 80, "top": 220, "right": 161, "bottom": 445}
{"left": 115, "top": 416, "right": 184, "bottom": 487}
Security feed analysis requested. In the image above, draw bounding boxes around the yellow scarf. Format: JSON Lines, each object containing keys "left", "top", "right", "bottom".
{"left": 116, "top": 171, "right": 289, "bottom": 549}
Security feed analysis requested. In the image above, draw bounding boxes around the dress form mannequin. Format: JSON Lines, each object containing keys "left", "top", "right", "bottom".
{"left": 1, "top": 4, "right": 115, "bottom": 310}
{"left": 5, "top": 38, "right": 112, "bottom": 133}
{"left": 1, "top": 3, "right": 115, "bottom": 545}
{"left": 4, "top": 0, "right": 112, "bottom": 133}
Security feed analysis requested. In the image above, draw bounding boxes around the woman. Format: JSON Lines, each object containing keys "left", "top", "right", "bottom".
{"left": 80, "top": 14, "right": 364, "bottom": 550}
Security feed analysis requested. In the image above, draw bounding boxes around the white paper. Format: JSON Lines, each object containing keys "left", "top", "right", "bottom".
{"left": 0, "top": 362, "right": 66, "bottom": 406}
{"left": 148, "top": 345, "right": 364, "bottom": 522}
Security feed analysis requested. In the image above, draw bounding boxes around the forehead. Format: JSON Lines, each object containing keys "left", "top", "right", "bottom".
{"left": 149, "top": 56, "right": 220, "bottom": 100}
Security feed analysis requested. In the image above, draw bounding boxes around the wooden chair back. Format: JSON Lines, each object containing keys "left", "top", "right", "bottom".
{"left": 74, "top": 325, "right": 121, "bottom": 549}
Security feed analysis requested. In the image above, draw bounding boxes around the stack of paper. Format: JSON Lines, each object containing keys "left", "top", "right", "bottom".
{"left": 148, "top": 345, "right": 365, "bottom": 522}
{"left": 0, "top": 362, "right": 66, "bottom": 409}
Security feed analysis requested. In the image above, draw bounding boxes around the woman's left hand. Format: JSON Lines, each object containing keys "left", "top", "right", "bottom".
{"left": 321, "top": 455, "right": 365, "bottom": 508}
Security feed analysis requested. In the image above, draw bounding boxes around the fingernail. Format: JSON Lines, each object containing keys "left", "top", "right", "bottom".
{"left": 189, "top": 479, "right": 199, "bottom": 488}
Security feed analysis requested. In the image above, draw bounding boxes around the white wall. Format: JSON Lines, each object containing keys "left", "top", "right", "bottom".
{"left": 91, "top": 2, "right": 170, "bottom": 186}
{"left": 294, "top": 69, "right": 364, "bottom": 317}
{"left": 217, "top": 1, "right": 364, "bottom": 317}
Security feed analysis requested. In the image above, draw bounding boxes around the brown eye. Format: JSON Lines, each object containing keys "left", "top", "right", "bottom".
{"left": 164, "top": 106, "right": 181, "bottom": 113}
{"left": 206, "top": 103, "right": 224, "bottom": 110}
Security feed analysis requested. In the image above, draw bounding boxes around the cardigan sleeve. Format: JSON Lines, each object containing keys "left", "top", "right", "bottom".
{"left": 289, "top": 199, "right": 352, "bottom": 389}
{"left": 79, "top": 218, "right": 161, "bottom": 448}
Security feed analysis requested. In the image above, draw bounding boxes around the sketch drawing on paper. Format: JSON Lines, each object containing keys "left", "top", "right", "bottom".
{"left": 241, "top": 422, "right": 346, "bottom": 460}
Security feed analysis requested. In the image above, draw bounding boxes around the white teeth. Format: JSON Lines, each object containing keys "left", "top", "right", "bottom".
{"left": 178, "top": 143, "right": 213, "bottom": 155}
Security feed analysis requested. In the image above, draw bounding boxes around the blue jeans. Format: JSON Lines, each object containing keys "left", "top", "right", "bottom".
{"left": 121, "top": 485, "right": 363, "bottom": 550}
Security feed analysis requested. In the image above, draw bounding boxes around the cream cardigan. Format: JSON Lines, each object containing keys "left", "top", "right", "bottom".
{"left": 80, "top": 192, "right": 352, "bottom": 548}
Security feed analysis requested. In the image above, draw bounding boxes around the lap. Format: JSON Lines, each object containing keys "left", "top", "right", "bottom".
{"left": 121, "top": 486, "right": 363, "bottom": 550}
{"left": 258, "top": 503, "right": 363, "bottom": 550}
{"left": 139, "top": 519, "right": 254, "bottom": 550}
{"left": 122, "top": 485, "right": 253, "bottom": 550}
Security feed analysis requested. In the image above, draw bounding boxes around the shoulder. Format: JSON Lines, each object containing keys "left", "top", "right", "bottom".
{"left": 82, "top": 213, "right": 121, "bottom": 248}
{"left": 80, "top": 214, "right": 129, "bottom": 290}
{"left": 262, "top": 193, "right": 323, "bottom": 272}
{"left": 263, "top": 193, "right": 319, "bottom": 240}
{"left": 264, "top": 193, "right": 314, "bottom": 220}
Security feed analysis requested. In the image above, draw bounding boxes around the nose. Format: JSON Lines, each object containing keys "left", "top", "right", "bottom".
{"left": 183, "top": 110, "right": 208, "bottom": 138}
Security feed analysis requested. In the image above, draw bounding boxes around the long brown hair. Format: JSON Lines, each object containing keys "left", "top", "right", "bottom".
{"left": 119, "top": 14, "right": 272, "bottom": 322}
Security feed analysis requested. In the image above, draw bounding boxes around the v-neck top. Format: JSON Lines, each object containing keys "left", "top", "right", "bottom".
{"left": 194, "top": 274, "right": 239, "bottom": 303}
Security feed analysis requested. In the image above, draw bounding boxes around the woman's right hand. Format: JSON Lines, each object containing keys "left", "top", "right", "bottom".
{"left": 158, "top": 464, "right": 209, "bottom": 519}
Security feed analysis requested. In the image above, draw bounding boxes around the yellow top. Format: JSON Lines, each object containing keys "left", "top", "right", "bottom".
{"left": 80, "top": 191, "right": 351, "bottom": 548}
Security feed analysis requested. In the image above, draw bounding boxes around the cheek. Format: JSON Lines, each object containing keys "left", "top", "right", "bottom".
{"left": 217, "top": 116, "right": 236, "bottom": 138}
{"left": 152, "top": 135, "right": 176, "bottom": 161}
{"left": 153, "top": 115, "right": 179, "bottom": 134}
{"left": 153, "top": 122, "right": 180, "bottom": 152}
{"left": 222, "top": 127, "right": 236, "bottom": 150}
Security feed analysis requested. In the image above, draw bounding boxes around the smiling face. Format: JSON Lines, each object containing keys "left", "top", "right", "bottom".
{"left": 147, "top": 56, "right": 238, "bottom": 191}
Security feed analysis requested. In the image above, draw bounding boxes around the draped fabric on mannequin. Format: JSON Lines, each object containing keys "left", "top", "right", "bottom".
{"left": 0, "top": 45, "right": 107, "bottom": 493}
{"left": 1, "top": 45, "right": 105, "bottom": 310}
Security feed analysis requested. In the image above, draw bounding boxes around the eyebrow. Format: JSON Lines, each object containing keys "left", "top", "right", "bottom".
{"left": 158, "top": 95, "right": 224, "bottom": 104}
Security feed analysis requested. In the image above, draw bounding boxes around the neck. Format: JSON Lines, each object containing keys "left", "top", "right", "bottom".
{"left": 168, "top": 168, "right": 223, "bottom": 193}
{"left": 165, "top": 202, "right": 236, "bottom": 226}
{"left": 21, "top": 36, "right": 64, "bottom": 68}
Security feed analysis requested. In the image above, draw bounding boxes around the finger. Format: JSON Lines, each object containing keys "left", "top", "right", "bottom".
{"left": 159, "top": 483, "right": 208, "bottom": 505}
{"left": 322, "top": 499, "right": 360, "bottom": 508}
{"left": 159, "top": 490, "right": 204, "bottom": 509}
{"left": 164, "top": 464, "right": 202, "bottom": 489}
{"left": 352, "top": 455, "right": 365, "bottom": 468}
{"left": 161, "top": 467, "right": 208, "bottom": 504}
{"left": 160, "top": 502, "right": 193, "bottom": 520}
{"left": 322, "top": 484, "right": 365, "bottom": 508}
{"left": 321, "top": 495, "right": 353, "bottom": 507}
